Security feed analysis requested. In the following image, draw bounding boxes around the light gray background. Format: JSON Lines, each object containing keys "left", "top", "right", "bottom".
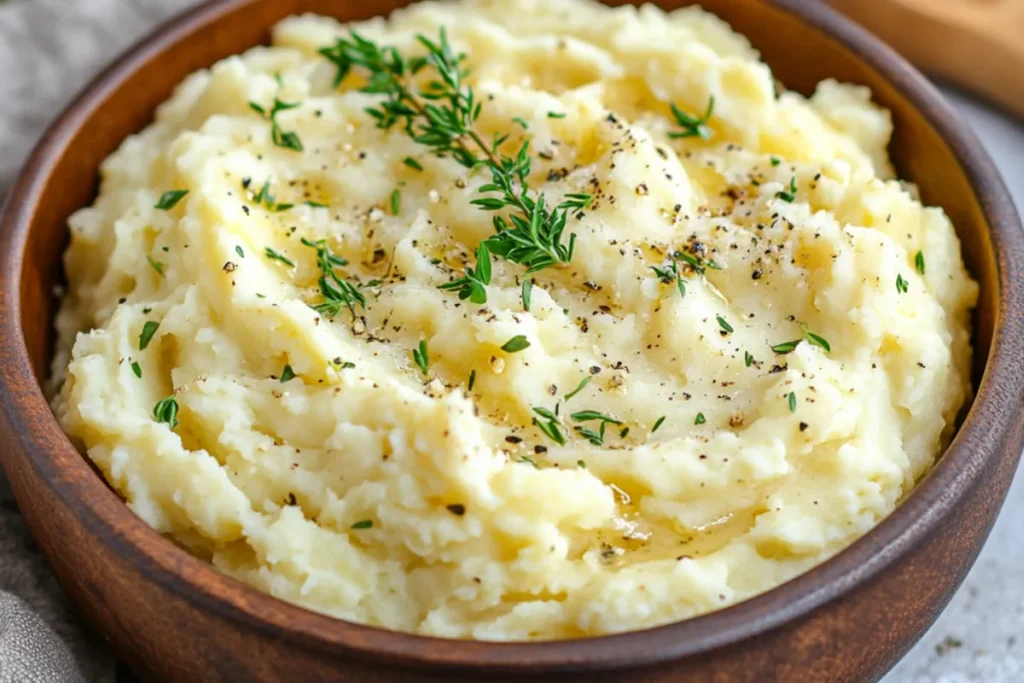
{"left": 0, "top": 1, "right": 1021, "bottom": 681}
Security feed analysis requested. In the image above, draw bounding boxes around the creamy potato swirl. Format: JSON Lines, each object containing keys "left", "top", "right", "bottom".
{"left": 52, "top": 0, "right": 976, "bottom": 639}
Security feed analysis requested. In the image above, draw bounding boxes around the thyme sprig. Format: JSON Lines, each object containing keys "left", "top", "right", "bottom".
{"left": 438, "top": 242, "right": 491, "bottom": 304}
{"left": 248, "top": 98, "right": 304, "bottom": 152}
{"left": 318, "top": 29, "right": 591, "bottom": 301}
{"left": 668, "top": 96, "right": 715, "bottom": 140}
{"left": 300, "top": 237, "right": 366, "bottom": 319}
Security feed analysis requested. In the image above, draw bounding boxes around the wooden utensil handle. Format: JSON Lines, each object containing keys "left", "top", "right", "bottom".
{"left": 828, "top": 0, "right": 1024, "bottom": 118}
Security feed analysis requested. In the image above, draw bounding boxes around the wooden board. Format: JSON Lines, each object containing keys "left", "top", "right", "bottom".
{"left": 828, "top": 0, "right": 1024, "bottom": 117}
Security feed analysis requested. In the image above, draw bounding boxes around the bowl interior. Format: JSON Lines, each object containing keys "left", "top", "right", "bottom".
{"left": 2, "top": 0, "right": 1010, "bottom": 670}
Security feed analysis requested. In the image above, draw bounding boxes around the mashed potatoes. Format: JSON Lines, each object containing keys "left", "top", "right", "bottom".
{"left": 51, "top": 0, "right": 977, "bottom": 639}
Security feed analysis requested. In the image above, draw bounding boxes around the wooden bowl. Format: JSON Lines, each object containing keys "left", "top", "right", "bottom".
{"left": 1, "top": 1, "right": 1022, "bottom": 681}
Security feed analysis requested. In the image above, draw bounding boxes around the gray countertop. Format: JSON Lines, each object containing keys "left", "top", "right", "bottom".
{"left": 0, "top": 1, "right": 1021, "bottom": 681}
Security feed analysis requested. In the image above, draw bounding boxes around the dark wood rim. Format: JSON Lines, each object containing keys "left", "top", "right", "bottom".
{"left": 1, "top": 0, "right": 1023, "bottom": 674}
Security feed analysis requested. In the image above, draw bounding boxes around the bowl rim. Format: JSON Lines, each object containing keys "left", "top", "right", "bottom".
{"left": 1, "top": 0, "right": 1023, "bottom": 674}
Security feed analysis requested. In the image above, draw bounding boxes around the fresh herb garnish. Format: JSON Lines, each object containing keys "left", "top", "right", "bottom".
{"left": 300, "top": 237, "right": 366, "bottom": 319}
{"left": 522, "top": 278, "right": 533, "bottom": 311}
{"left": 896, "top": 273, "right": 909, "bottom": 294}
{"left": 915, "top": 250, "right": 926, "bottom": 275}
{"left": 770, "top": 157, "right": 781, "bottom": 167}
{"left": 438, "top": 242, "right": 491, "bottom": 304}
{"left": 317, "top": 29, "right": 589, "bottom": 301}
{"left": 139, "top": 321, "right": 160, "bottom": 351}
{"left": 155, "top": 189, "right": 189, "bottom": 210}
{"left": 773, "top": 325, "right": 830, "bottom": 355}
{"left": 412, "top": 339, "right": 429, "bottom": 376}
{"left": 390, "top": 188, "right": 402, "bottom": 215}
{"left": 745, "top": 351, "right": 754, "bottom": 367}
{"left": 351, "top": 520, "right": 373, "bottom": 529}
{"left": 772, "top": 340, "right": 800, "bottom": 355}
{"left": 511, "top": 116, "right": 529, "bottom": 130}
{"left": 501, "top": 335, "right": 530, "bottom": 353}
{"left": 577, "top": 459, "right": 586, "bottom": 468}
{"left": 249, "top": 179, "right": 295, "bottom": 212}
{"left": 402, "top": 156, "right": 423, "bottom": 171}
{"left": 717, "top": 315, "right": 733, "bottom": 334}
{"left": 147, "top": 256, "right": 165, "bottom": 276}
{"left": 131, "top": 361, "right": 142, "bottom": 379}
{"left": 280, "top": 364, "right": 296, "bottom": 382}
{"left": 668, "top": 96, "right": 715, "bottom": 140}
{"left": 547, "top": 111, "right": 566, "bottom": 119}
{"left": 235, "top": 245, "right": 245, "bottom": 258}
{"left": 695, "top": 412, "right": 706, "bottom": 425}
{"left": 776, "top": 176, "right": 797, "bottom": 203}
{"left": 248, "top": 98, "right": 304, "bottom": 151}
{"left": 264, "top": 247, "right": 295, "bottom": 267}
{"left": 651, "top": 260, "right": 686, "bottom": 298}
{"left": 467, "top": 369, "right": 476, "bottom": 391}
{"left": 800, "top": 324, "right": 831, "bottom": 352}
{"left": 153, "top": 395, "right": 179, "bottom": 428}
{"left": 652, "top": 415, "right": 666, "bottom": 433}
{"left": 532, "top": 406, "right": 566, "bottom": 446}
{"left": 571, "top": 410, "right": 621, "bottom": 446}
{"left": 788, "top": 392, "right": 797, "bottom": 413}
{"left": 564, "top": 375, "right": 591, "bottom": 401}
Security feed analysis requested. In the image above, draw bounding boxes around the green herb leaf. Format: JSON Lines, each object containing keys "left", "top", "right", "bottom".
{"left": 695, "top": 412, "right": 706, "bottom": 425}
{"left": 532, "top": 406, "right": 566, "bottom": 445}
{"left": 439, "top": 242, "right": 491, "bottom": 304}
{"left": 155, "top": 189, "right": 189, "bottom": 210}
{"left": 147, "top": 256, "right": 165, "bottom": 276}
{"left": 300, "top": 237, "right": 365, "bottom": 320}
{"left": 351, "top": 520, "right": 373, "bottom": 529}
{"left": 915, "top": 250, "right": 926, "bottom": 275}
{"left": 390, "top": 188, "right": 402, "bottom": 215}
{"left": 564, "top": 375, "right": 591, "bottom": 401}
{"left": 511, "top": 116, "right": 529, "bottom": 130}
{"left": 570, "top": 410, "right": 620, "bottom": 424}
{"left": 668, "top": 96, "right": 715, "bottom": 140}
{"left": 501, "top": 335, "right": 530, "bottom": 353}
{"left": 235, "top": 245, "right": 245, "bottom": 258}
{"left": 772, "top": 339, "right": 800, "bottom": 355}
{"left": 577, "top": 459, "right": 586, "bottom": 468}
{"left": 153, "top": 395, "right": 179, "bottom": 428}
{"left": 264, "top": 247, "right": 295, "bottom": 267}
{"left": 250, "top": 97, "right": 304, "bottom": 152}
{"left": 716, "top": 315, "right": 733, "bottom": 334}
{"left": 522, "top": 278, "right": 533, "bottom": 312}
{"left": 467, "top": 369, "right": 476, "bottom": 391}
{"left": 775, "top": 176, "right": 797, "bottom": 203}
{"left": 139, "top": 321, "right": 160, "bottom": 351}
{"left": 770, "top": 157, "right": 781, "bottom": 167}
{"left": 744, "top": 351, "right": 754, "bottom": 367}
{"left": 652, "top": 415, "right": 666, "bottom": 433}
{"left": 412, "top": 339, "right": 429, "bottom": 375}
{"left": 280, "top": 364, "right": 296, "bottom": 382}
{"left": 800, "top": 324, "right": 831, "bottom": 353}
{"left": 547, "top": 111, "right": 566, "bottom": 119}
{"left": 896, "top": 273, "right": 909, "bottom": 294}
{"left": 131, "top": 361, "right": 142, "bottom": 379}
{"left": 403, "top": 156, "right": 423, "bottom": 171}
{"left": 788, "top": 391, "right": 797, "bottom": 413}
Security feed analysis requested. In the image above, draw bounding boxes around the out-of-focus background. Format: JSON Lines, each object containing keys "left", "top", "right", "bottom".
{"left": 0, "top": 1, "right": 1020, "bottom": 681}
